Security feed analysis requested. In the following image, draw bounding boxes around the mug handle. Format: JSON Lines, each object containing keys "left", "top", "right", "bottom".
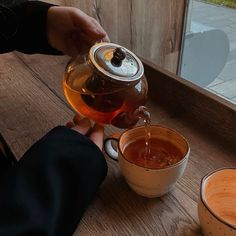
{"left": 104, "top": 133, "right": 120, "bottom": 161}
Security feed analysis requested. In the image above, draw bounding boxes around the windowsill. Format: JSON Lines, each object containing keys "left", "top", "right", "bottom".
{"left": 143, "top": 58, "right": 236, "bottom": 149}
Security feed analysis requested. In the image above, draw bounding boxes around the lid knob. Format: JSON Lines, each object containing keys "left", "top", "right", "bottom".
{"left": 89, "top": 43, "right": 144, "bottom": 83}
{"left": 111, "top": 47, "right": 126, "bottom": 67}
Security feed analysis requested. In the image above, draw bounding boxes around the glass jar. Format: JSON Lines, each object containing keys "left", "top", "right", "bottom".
{"left": 63, "top": 42, "right": 148, "bottom": 128}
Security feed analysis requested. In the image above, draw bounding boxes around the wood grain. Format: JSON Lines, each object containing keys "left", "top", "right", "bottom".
{"left": 0, "top": 53, "right": 74, "bottom": 158}
{"left": 45, "top": 0, "right": 186, "bottom": 74}
{"left": 2, "top": 53, "right": 234, "bottom": 235}
{"left": 13, "top": 52, "right": 118, "bottom": 137}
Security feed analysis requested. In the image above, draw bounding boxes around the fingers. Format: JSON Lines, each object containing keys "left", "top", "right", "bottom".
{"left": 66, "top": 115, "right": 104, "bottom": 150}
{"left": 70, "top": 114, "right": 92, "bottom": 135}
{"left": 89, "top": 124, "right": 104, "bottom": 151}
{"left": 91, "top": 19, "right": 110, "bottom": 42}
{"left": 71, "top": 31, "right": 95, "bottom": 54}
{"left": 66, "top": 121, "right": 74, "bottom": 128}
{"left": 71, "top": 8, "right": 110, "bottom": 42}
{"left": 73, "top": 118, "right": 92, "bottom": 135}
{"left": 101, "top": 34, "right": 110, "bottom": 43}
{"left": 73, "top": 114, "right": 82, "bottom": 124}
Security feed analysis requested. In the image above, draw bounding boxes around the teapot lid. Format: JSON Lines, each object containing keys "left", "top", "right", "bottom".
{"left": 89, "top": 43, "right": 144, "bottom": 83}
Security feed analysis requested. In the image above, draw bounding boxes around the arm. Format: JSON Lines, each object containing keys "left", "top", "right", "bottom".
{"left": 0, "top": 126, "right": 107, "bottom": 236}
{"left": 0, "top": 1, "right": 109, "bottom": 56}
{"left": 0, "top": 1, "right": 60, "bottom": 54}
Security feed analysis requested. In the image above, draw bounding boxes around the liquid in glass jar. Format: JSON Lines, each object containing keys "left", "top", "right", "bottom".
{"left": 63, "top": 43, "right": 148, "bottom": 128}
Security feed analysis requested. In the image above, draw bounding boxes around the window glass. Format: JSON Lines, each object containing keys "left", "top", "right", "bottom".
{"left": 181, "top": 0, "right": 236, "bottom": 104}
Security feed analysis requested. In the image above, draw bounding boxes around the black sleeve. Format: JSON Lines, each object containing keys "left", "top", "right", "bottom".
{"left": 0, "top": 1, "right": 61, "bottom": 54}
{"left": 0, "top": 126, "right": 108, "bottom": 236}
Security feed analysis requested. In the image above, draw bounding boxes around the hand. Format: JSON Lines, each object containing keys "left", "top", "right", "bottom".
{"left": 47, "top": 6, "right": 110, "bottom": 57}
{"left": 66, "top": 115, "right": 104, "bottom": 151}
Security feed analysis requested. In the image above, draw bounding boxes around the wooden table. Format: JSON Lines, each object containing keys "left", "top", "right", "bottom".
{"left": 0, "top": 52, "right": 235, "bottom": 236}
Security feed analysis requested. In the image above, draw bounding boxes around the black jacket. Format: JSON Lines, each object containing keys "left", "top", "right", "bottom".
{"left": 0, "top": 1, "right": 108, "bottom": 236}
{"left": 0, "top": 0, "right": 60, "bottom": 54}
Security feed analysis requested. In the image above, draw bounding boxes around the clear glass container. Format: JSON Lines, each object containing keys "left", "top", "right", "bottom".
{"left": 63, "top": 42, "right": 148, "bottom": 128}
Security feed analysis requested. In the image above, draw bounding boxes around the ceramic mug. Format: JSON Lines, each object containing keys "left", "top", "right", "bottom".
{"left": 104, "top": 125, "right": 190, "bottom": 198}
{"left": 198, "top": 168, "right": 236, "bottom": 236}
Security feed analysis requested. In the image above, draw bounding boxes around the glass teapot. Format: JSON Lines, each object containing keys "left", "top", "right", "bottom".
{"left": 63, "top": 42, "right": 148, "bottom": 128}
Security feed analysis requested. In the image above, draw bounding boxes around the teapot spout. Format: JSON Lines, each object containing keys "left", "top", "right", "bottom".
{"left": 133, "top": 106, "right": 151, "bottom": 123}
{"left": 111, "top": 106, "right": 150, "bottom": 129}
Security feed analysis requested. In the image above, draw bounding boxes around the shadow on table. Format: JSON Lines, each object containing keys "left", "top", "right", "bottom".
{"left": 82, "top": 162, "right": 204, "bottom": 236}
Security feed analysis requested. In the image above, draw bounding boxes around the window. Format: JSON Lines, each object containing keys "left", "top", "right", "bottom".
{"left": 181, "top": 0, "right": 236, "bottom": 104}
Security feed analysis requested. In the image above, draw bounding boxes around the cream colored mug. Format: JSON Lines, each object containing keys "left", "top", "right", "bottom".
{"left": 198, "top": 168, "right": 236, "bottom": 236}
{"left": 104, "top": 125, "right": 190, "bottom": 198}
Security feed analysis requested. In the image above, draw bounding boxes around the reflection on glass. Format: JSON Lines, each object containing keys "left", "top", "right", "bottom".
{"left": 181, "top": 0, "right": 236, "bottom": 104}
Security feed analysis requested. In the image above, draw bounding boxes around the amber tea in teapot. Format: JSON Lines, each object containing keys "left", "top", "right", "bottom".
{"left": 63, "top": 43, "right": 148, "bottom": 128}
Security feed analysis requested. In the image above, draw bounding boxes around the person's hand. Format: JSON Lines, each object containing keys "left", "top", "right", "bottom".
{"left": 66, "top": 114, "right": 104, "bottom": 151}
{"left": 47, "top": 6, "right": 110, "bottom": 57}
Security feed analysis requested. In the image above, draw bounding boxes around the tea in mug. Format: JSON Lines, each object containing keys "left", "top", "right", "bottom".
{"left": 123, "top": 137, "right": 183, "bottom": 169}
